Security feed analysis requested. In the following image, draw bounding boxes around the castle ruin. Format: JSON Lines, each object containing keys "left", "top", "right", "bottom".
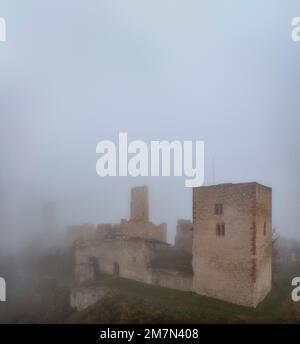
{"left": 70, "top": 182, "right": 272, "bottom": 310}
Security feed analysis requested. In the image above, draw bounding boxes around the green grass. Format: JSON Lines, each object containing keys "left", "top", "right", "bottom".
{"left": 70, "top": 273, "right": 299, "bottom": 324}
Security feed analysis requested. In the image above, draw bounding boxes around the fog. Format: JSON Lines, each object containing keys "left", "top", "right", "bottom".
{"left": 0, "top": 1, "right": 299, "bottom": 250}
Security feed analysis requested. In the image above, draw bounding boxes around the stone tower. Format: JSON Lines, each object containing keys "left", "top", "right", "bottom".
{"left": 130, "top": 186, "right": 149, "bottom": 222}
{"left": 192, "top": 182, "right": 272, "bottom": 308}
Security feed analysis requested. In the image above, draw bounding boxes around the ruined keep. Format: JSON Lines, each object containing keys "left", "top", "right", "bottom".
{"left": 130, "top": 186, "right": 149, "bottom": 222}
{"left": 70, "top": 186, "right": 191, "bottom": 310}
{"left": 70, "top": 182, "right": 272, "bottom": 310}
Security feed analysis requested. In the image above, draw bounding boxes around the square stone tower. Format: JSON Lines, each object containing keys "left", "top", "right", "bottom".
{"left": 192, "top": 183, "right": 272, "bottom": 307}
{"left": 130, "top": 186, "right": 149, "bottom": 222}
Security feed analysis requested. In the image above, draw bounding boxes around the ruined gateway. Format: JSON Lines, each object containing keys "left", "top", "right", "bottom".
{"left": 70, "top": 183, "right": 272, "bottom": 310}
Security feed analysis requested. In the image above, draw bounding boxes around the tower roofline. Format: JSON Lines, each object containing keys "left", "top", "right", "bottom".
{"left": 194, "top": 182, "right": 272, "bottom": 190}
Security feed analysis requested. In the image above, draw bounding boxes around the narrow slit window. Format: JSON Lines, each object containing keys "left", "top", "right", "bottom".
{"left": 216, "top": 223, "right": 225, "bottom": 237}
{"left": 221, "top": 223, "right": 225, "bottom": 236}
{"left": 216, "top": 224, "right": 221, "bottom": 236}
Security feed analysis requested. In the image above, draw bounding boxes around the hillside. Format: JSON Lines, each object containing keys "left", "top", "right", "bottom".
{"left": 68, "top": 273, "right": 300, "bottom": 324}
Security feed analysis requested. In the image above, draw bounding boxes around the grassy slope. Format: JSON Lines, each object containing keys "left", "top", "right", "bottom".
{"left": 1, "top": 249, "right": 299, "bottom": 324}
{"left": 69, "top": 274, "right": 299, "bottom": 324}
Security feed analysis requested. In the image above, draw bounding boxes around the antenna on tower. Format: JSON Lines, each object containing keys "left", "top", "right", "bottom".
{"left": 212, "top": 157, "right": 216, "bottom": 185}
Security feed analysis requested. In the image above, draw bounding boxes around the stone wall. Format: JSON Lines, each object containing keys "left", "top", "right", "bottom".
{"left": 74, "top": 236, "right": 170, "bottom": 286}
{"left": 175, "top": 219, "right": 193, "bottom": 253}
{"left": 67, "top": 186, "right": 167, "bottom": 246}
{"left": 253, "top": 183, "right": 272, "bottom": 305}
{"left": 149, "top": 268, "right": 193, "bottom": 292}
{"left": 67, "top": 223, "right": 95, "bottom": 246}
{"left": 120, "top": 219, "right": 167, "bottom": 243}
{"left": 70, "top": 285, "right": 108, "bottom": 311}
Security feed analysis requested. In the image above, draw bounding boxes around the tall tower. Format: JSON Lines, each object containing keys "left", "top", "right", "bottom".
{"left": 130, "top": 186, "right": 149, "bottom": 222}
{"left": 192, "top": 183, "right": 272, "bottom": 308}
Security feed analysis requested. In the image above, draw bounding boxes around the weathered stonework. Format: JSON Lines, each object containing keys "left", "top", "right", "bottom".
{"left": 70, "top": 285, "right": 108, "bottom": 311}
{"left": 119, "top": 219, "right": 167, "bottom": 243}
{"left": 192, "top": 183, "right": 272, "bottom": 307}
{"left": 130, "top": 186, "right": 149, "bottom": 222}
{"left": 175, "top": 219, "right": 193, "bottom": 254}
{"left": 149, "top": 268, "right": 193, "bottom": 292}
{"left": 70, "top": 182, "right": 272, "bottom": 310}
{"left": 74, "top": 236, "right": 169, "bottom": 285}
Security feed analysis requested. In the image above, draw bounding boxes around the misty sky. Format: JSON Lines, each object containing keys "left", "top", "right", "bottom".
{"left": 0, "top": 1, "right": 299, "bottom": 247}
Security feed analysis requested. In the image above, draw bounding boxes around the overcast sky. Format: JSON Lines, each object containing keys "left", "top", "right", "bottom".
{"left": 0, "top": 1, "right": 299, "bottom": 247}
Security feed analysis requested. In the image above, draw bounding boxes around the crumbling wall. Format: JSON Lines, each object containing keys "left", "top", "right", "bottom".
{"left": 149, "top": 268, "right": 193, "bottom": 292}
{"left": 70, "top": 286, "right": 108, "bottom": 311}
{"left": 67, "top": 223, "right": 95, "bottom": 246}
{"left": 74, "top": 236, "right": 170, "bottom": 287}
{"left": 175, "top": 219, "right": 193, "bottom": 253}
{"left": 120, "top": 219, "right": 167, "bottom": 243}
{"left": 96, "top": 223, "right": 121, "bottom": 239}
